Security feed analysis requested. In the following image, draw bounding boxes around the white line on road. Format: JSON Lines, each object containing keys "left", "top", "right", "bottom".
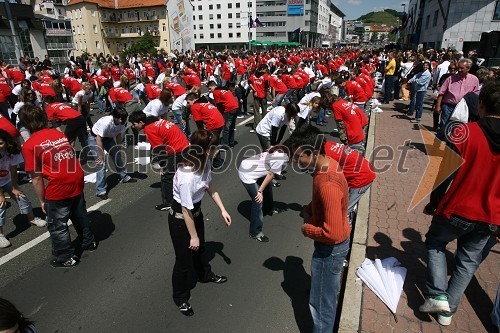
{"left": 0, "top": 199, "right": 111, "bottom": 267}
{"left": 236, "top": 116, "right": 254, "bottom": 127}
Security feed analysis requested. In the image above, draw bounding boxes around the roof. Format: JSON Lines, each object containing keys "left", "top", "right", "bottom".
{"left": 65, "top": 0, "right": 165, "bottom": 9}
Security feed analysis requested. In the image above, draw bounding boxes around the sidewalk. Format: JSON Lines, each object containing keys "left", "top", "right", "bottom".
{"left": 348, "top": 99, "right": 498, "bottom": 333}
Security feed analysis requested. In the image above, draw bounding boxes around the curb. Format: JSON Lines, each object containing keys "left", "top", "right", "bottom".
{"left": 338, "top": 111, "right": 377, "bottom": 332}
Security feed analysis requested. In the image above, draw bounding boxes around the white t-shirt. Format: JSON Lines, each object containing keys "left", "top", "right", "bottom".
{"left": 72, "top": 90, "right": 93, "bottom": 105}
{"left": 298, "top": 104, "right": 313, "bottom": 119}
{"left": 171, "top": 93, "right": 187, "bottom": 111}
{"left": 173, "top": 161, "right": 212, "bottom": 209}
{"left": 238, "top": 152, "right": 288, "bottom": 184}
{"left": 0, "top": 153, "right": 23, "bottom": 187}
{"left": 12, "top": 85, "right": 22, "bottom": 96}
{"left": 92, "top": 115, "right": 125, "bottom": 138}
{"left": 299, "top": 92, "right": 320, "bottom": 105}
{"left": 13, "top": 101, "right": 24, "bottom": 116}
{"left": 256, "top": 106, "right": 288, "bottom": 137}
{"left": 143, "top": 99, "right": 168, "bottom": 117}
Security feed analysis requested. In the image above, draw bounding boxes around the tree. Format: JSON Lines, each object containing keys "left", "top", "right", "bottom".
{"left": 120, "top": 31, "right": 158, "bottom": 59}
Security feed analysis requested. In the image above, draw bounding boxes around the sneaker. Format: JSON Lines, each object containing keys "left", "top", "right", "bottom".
{"left": 251, "top": 234, "right": 269, "bottom": 242}
{"left": 83, "top": 241, "right": 98, "bottom": 252}
{"left": 249, "top": 129, "right": 255, "bottom": 133}
{"left": 266, "top": 207, "right": 286, "bottom": 216}
{"left": 209, "top": 274, "right": 228, "bottom": 284}
{"left": 0, "top": 234, "right": 11, "bottom": 248}
{"left": 237, "top": 115, "right": 244, "bottom": 119}
{"left": 120, "top": 177, "right": 137, "bottom": 184}
{"left": 51, "top": 256, "right": 79, "bottom": 268}
{"left": 411, "top": 118, "right": 421, "bottom": 123}
{"left": 178, "top": 302, "right": 194, "bottom": 316}
{"left": 437, "top": 313, "right": 453, "bottom": 326}
{"left": 272, "top": 181, "right": 281, "bottom": 187}
{"left": 30, "top": 217, "right": 47, "bottom": 228}
{"left": 419, "top": 296, "right": 451, "bottom": 313}
{"left": 98, "top": 193, "right": 109, "bottom": 200}
{"left": 155, "top": 204, "right": 171, "bottom": 211}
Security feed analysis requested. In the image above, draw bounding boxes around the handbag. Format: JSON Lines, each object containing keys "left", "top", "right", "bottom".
{"left": 449, "top": 98, "right": 468, "bottom": 123}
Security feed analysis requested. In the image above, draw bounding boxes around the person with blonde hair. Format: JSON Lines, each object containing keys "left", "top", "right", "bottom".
{"left": 72, "top": 81, "right": 94, "bottom": 129}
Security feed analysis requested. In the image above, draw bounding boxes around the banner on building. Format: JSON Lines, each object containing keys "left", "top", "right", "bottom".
{"left": 288, "top": 0, "right": 304, "bottom": 16}
{"left": 166, "top": 0, "right": 194, "bottom": 51}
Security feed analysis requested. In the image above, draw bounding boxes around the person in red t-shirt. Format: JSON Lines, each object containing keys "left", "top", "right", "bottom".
{"left": 62, "top": 76, "right": 82, "bottom": 99}
{"left": 4, "top": 66, "right": 25, "bottom": 85}
{"left": 44, "top": 96, "right": 88, "bottom": 148}
{"left": 207, "top": 81, "right": 240, "bottom": 148}
{"left": 0, "top": 114, "right": 18, "bottom": 138}
{"left": 20, "top": 104, "right": 96, "bottom": 268}
{"left": 129, "top": 111, "right": 189, "bottom": 211}
{"left": 182, "top": 71, "right": 202, "bottom": 90}
{"left": 269, "top": 71, "right": 289, "bottom": 107}
{"left": 164, "top": 79, "right": 187, "bottom": 98}
{"left": 331, "top": 95, "right": 368, "bottom": 155}
{"left": 31, "top": 80, "right": 56, "bottom": 98}
{"left": 0, "top": 77, "right": 11, "bottom": 120}
{"left": 248, "top": 68, "right": 269, "bottom": 132}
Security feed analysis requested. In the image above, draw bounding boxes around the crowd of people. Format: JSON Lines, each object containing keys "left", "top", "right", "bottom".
{"left": 0, "top": 44, "right": 498, "bottom": 332}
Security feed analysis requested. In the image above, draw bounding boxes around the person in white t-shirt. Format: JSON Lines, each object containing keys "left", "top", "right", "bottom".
{"left": 143, "top": 89, "right": 172, "bottom": 119}
{"left": 169, "top": 129, "right": 231, "bottom": 317}
{"left": 238, "top": 150, "right": 288, "bottom": 242}
{"left": 88, "top": 107, "right": 137, "bottom": 200}
{"left": 256, "top": 103, "right": 299, "bottom": 151}
{"left": 0, "top": 129, "right": 46, "bottom": 248}
{"left": 72, "top": 82, "right": 94, "bottom": 129}
{"left": 297, "top": 95, "right": 321, "bottom": 129}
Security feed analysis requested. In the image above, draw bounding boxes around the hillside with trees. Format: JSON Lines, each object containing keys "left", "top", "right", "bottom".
{"left": 356, "top": 9, "right": 403, "bottom": 26}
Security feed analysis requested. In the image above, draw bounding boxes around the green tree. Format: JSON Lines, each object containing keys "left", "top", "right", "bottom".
{"left": 120, "top": 31, "right": 158, "bottom": 59}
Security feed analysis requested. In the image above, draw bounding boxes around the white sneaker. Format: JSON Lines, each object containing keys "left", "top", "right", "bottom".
{"left": 0, "top": 234, "right": 11, "bottom": 248}
{"left": 419, "top": 296, "right": 450, "bottom": 313}
{"left": 437, "top": 313, "right": 453, "bottom": 326}
{"left": 30, "top": 217, "right": 47, "bottom": 228}
{"left": 249, "top": 129, "right": 255, "bottom": 133}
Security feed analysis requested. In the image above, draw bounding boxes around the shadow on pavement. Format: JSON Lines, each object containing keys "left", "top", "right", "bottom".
{"left": 88, "top": 210, "right": 115, "bottom": 241}
{"left": 263, "top": 256, "right": 313, "bottom": 333}
{"left": 465, "top": 275, "right": 496, "bottom": 332}
{"left": 205, "top": 241, "right": 232, "bottom": 264}
{"left": 106, "top": 171, "right": 148, "bottom": 194}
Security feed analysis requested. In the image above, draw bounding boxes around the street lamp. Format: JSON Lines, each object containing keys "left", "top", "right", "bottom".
{"left": 401, "top": 3, "right": 406, "bottom": 13}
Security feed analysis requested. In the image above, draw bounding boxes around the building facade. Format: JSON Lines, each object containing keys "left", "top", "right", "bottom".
{"left": 406, "top": 0, "right": 500, "bottom": 53}
{"left": 64, "top": 0, "right": 170, "bottom": 56}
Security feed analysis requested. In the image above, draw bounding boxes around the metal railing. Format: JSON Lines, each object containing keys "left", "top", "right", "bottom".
{"left": 46, "top": 42, "right": 74, "bottom": 50}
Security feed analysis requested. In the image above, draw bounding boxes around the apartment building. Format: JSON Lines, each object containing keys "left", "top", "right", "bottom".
{"left": 64, "top": 0, "right": 170, "bottom": 56}
{"left": 406, "top": 0, "right": 500, "bottom": 53}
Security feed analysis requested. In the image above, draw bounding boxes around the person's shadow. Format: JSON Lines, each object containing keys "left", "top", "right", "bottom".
{"left": 263, "top": 256, "right": 313, "bottom": 333}
{"left": 74, "top": 210, "right": 115, "bottom": 258}
{"left": 204, "top": 241, "right": 232, "bottom": 264}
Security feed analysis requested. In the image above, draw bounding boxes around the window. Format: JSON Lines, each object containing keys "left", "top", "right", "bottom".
{"left": 228, "top": 13, "right": 232, "bottom": 18}
{"left": 228, "top": 3, "right": 232, "bottom": 8}
{"left": 216, "top": 4, "right": 221, "bottom": 9}
{"left": 91, "top": 10, "right": 95, "bottom": 17}
{"left": 162, "top": 24, "right": 166, "bottom": 31}
{"left": 193, "top": 15, "right": 196, "bottom": 20}
{"left": 210, "top": 14, "right": 214, "bottom": 19}
{"left": 425, "top": 14, "right": 430, "bottom": 29}
{"left": 237, "top": 32, "right": 241, "bottom": 38}
{"left": 96, "top": 41, "right": 100, "bottom": 49}
{"left": 433, "top": 10, "right": 438, "bottom": 26}
{"left": 199, "top": 24, "right": 203, "bottom": 29}
{"left": 217, "top": 23, "right": 221, "bottom": 28}
{"left": 236, "top": 13, "right": 240, "bottom": 18}
{"left": 217, "top": 14, "right": 221, "bottom": 19}
{"left": 210, "top": 24, "right": 214, "bottom": 29}
{"left": 210, "top": 33, "right": 214, "bottom": 38}
{"left": 494, "top": 1, "right": 500, "bottom": 20}
{"left": 218, "top": 33, "right": 222, "bottom": 38}
{"left": 236, "top": 3, "right": 240, "bottom": 8}
{"left": 228, "top": 23, "right": 233, "bottom": 28}
{"left": 199, "top": 33, "right": 204, "bottom": 39}
{"left": 93, "top": 25, "right": 97, "bottom": 33}
{"left": 198, "top": 5, "right": 202, "bottom": 10}
{"left": 236, "top": 22, "right": 241, "bottom": 28}
{"left": 199, "top": 15, "right": 203, "bottom": 20}
{"left": 193, "top": 25, "right": 196, "bottom": 30}
{"left": 248, "top": 2, "right": 252, "bottom": 8}
{"left": 209, "top": 4, "right": 213, "bottom": 9}
{"left": 229, "top": 33, "right": 233, "bottom": 38}
{"left": 194, "top": 34, "right": 196, "bottom": 39}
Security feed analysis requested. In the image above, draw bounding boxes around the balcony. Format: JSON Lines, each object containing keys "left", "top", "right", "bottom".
{"left": 45, "top": 28, "right": 73, "bottom": 36}
{"left": 50, "top": 56, "right": 70, "bottom": 64}
{"left": 101, "top": 15, "right": 161, "bottom": 23}
{"left": 46, "top": 42, "right": 74, "bottom": 50}
{"left": 120, "top": 32, "right": 140, "bottom": 38}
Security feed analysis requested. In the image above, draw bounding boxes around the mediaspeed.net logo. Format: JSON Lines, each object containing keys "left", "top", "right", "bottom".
{"left": 408, "top": 122, "right": 467, "bottom": 211}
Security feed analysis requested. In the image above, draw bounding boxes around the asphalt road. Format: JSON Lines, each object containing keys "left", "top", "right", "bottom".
{"left": 0, "top": 106, "right": 340, "bottom": 333}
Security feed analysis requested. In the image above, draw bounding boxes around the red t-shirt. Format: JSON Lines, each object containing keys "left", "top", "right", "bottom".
{"left": 356, "top": 76, "right": 372, "bottom": 99}
{"left": 221, "top": 62, "right": 232, "bottom": 81}
{"left": 31, "top": 81, "right": 56, "bottom": 97}
{"left": 269, "top": 76, "right": 288, "bottom": 94}
{"left": 94, "top": 75, "right": 109, "bottom": 86}
{"left": 212, "top": 88, "right": 239, "bottom": 112}
{"left": 346, "top": 80, "right": 368, "bottom": 102}
{"left": 332, "top": 99, "right": 367, "bottom": 144}
{"left": 249, "top": 74, "right": 267, "bottom": 98}
{"left": 324, "top": 141, "right": 376, "bottom": 188}
{"left": 164, "top": 82, "right": 187, "bottom": 98}
{"left": 0, "top": 115, "right": 19, "bottom": 138}
{"left": 5, "top": 68, "right": 24, "bottom": 84}
{"left": 111, "top": 66, "right": 121, "bottom": 81}
{"left": 281, "top": 74, "right": 297, "bottom": 89}
{"left": 123, "top": 68, "right": 136, "bottom": 81}
{"left": 109, "top": 87, "right": 133, "bottom": 103}
{"left": 75, "top": 68, "right": 84, "bottom": 78}
{"left": 0, "top": 78, "right": 12, "bottom": 98}
{"left": 190, "top": 102, "right": 225, "bottom": 131}
{"left": 143, "top": 62, "right": 155, "bottom": 78}
{"left": 183, "top": 74, "right": 202, "bottom": 88}
{"left": 144, "top": 119, "right": 189, "bottom": 154}
{"left": 62, "top": 77, "right": 82, "bottom": 96}
{"left": 22, "top": 128, "right": 84, "bottom": 200}
{"left": 46, "top": 102, "right": 80, "bottom": 122}
{"left": 145, "top": 84, "right": 162, "bottom": 100}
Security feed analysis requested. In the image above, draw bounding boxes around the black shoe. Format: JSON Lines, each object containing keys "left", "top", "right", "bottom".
{"left": 272, "top": 181, "right": 281, "bottom": 187}
{"left": 209, "top": 274, "right": 228, "bottom": 284}
{"left": 51, "top": 256, "right": 79, "bottom": 268}
{"left": 178, "top": 302, "right": 194, "bottom": 316}
{"left": 155, "top": 204, "right": 171, "bottom": 211}
{"left": 274, "top": 174, "right": 286, "bottom": 180}
{"left": 251, "top": 234, "right": 269, "bottom": 242}
{"left": 83, "top": 241, "right": 98, "bottom": 252}
{"left": 98, "top": 193, "right": 109, "bottom": 200}
{"left": 120, "top": 177, "right": 137, "bottom": 184}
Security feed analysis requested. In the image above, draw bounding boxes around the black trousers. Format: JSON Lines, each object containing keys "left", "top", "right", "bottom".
{"left": 168, "top": 201, "right": 214, "bottom": 305}
{"left": 160, "top": 153, "right": 184, "bottom": 206}
{"left": 64, "top": 116, "right": 88, "bottom": 148}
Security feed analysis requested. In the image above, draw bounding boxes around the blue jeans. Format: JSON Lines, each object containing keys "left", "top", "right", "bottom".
{"left": 45, "top": 193, "right": 95, "bottom": 262}
{"left": 424, "top": 215, "right": 497, "bottom": 314}
{"left": 310, "top": 237, "right": 350, "bottom": 333}
{"left": 348, "top": 183, "right": 372, "bottom": 213}
{"left": 222, "top": 109, "right": 238, "bottom": 146}
{"left": 437, "top": 103, "right": 456, "bottom": 141}
{"left": 383, "top": 75, "right": 394, "bottom": 103}
{"left": 316, "top": 109, "right": 326, "bottom": 125}
{"left": 409, "top": 90, "right": 426, "bottom": 120}
{"left": 242, "top": 178, "right": 273, "bottom": 237}
{"left": 349, "top": 142, "right": 365, "bottom": 156}
{"left": 0, "top": 182, "right": 33, "bottom": 227}
{"left": 88, "top": 135, "right": 130, "bottom": 196}
{"left": 273, "top": 93, "right": 286, "bottom": 108}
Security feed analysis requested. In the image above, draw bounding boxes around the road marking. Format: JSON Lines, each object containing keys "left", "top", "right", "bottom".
{"left": 236, "top": 116, "right": 254, "bottom": 127}
{"left": 0, "top": 199, "right": 111, "bottom": 267}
